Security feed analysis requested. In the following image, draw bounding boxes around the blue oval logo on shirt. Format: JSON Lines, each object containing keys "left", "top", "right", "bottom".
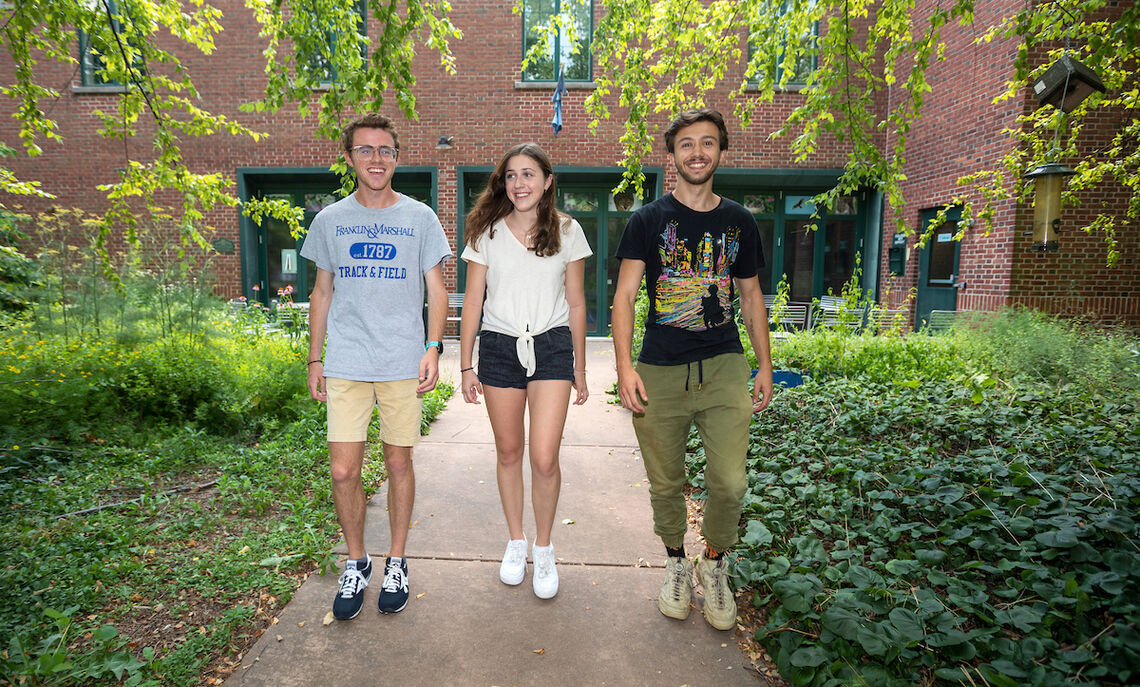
{"left": 350, "top": 242, "right": 397, "bottom": 260}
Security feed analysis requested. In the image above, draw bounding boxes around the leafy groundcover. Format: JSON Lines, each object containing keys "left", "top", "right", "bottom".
{"left": 717, "top": 376, "right": 1138, "bottom": 686}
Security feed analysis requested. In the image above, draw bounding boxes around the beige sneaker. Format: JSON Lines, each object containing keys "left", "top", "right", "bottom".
{"left": 657, "top": 556, "right": 693, "bottom": 620}
{"left": 696, "top": 556, "right": 737, "bottom": 630}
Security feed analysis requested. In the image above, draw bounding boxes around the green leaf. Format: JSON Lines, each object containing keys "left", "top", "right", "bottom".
{"left": 772, "top": 575, "right": 821, "bottom": 614}
{"left": 1033, "top": 528, "right": 1080, "bottom": 548}
{"left": 790, "top": 646, "right": 830, "bottom": 667}
{"left": 857, "top": 624, "right": 891, "bottom": 657}
{"left": 821, "top": 605, "right": 863, "bottom": 641}
{"left": 994, "top": 605, "right": 1044, "bottom": 633}
{"left": 742, "top": 520, "right": 774, "bottom": 547}
{"left": 934, "top": 484, "right": 965, "bottom": 503}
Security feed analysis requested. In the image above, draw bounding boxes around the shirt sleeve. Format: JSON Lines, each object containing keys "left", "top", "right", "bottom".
{"left": 299, "top": 213, "right": 335, "bottom": 273}
{"left": 615, "top": 209, "right": 649, "bottom": 262}
{"left": 460, "top": 239, "right": 486, "bottom": 266}
{"left": 563, "top": 218, "right": 593, "bottom": 262}
{"left": 730, "top": 208, "right": 760, "bottom": 279}
{"left": 419, "top": 206, "right": 453, "bottom": 274}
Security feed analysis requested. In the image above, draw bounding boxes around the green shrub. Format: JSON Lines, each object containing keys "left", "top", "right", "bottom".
{"left": 770, "top": 329, "right": 962, "bottom": 382}
{"left": 0, "top": 319, "right": 307, "bottom": 453}
{"left": 949, "top": 307, "right": 1140, "bottom": 395}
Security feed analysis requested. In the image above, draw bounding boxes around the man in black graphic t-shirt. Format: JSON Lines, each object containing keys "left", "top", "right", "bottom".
{"left": 612, "top": 108, "right": 774, "bottom": 631}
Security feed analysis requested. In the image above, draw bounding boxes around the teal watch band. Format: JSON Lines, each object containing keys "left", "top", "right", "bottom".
{"left": 425, "top": 340, "right": 443, "bottom": 354}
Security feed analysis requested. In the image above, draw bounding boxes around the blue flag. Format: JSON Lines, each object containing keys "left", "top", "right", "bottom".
{"left": 552, "top": 71, "right": 568, "bottom": 136}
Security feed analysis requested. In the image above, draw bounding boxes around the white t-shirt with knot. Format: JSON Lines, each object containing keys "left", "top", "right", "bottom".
{"left": 461, "top": 216, "right": 593, "bottom": 375}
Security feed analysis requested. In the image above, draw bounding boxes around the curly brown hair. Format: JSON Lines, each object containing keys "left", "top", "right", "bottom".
{"left": 340, "top": 113, "right": 400, "bottom": 154}
{"left": 663, "top": 108, "right": 729, "bottom": 153}
{"left": 464, "top": 143, "right": 566, "bottom": 257}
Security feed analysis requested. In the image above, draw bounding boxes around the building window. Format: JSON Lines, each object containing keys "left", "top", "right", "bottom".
{"left": 302, "top": 0, "right": 367, "bottom": 84}
{"left": 78, "top": 0, "right": 140, "bottom": 88}
{"left": 749, "top": 2, "right": 818, "bottom": 86}
{"left": 521, "top": 0, "right": 592, "bottom": 82}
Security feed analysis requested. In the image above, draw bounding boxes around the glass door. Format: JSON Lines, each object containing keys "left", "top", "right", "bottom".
{"left": 558, "top": 188, "right": 642, "bottom": 336}
{"left": 915, "top": 207, "right": 961, "bottom": 328}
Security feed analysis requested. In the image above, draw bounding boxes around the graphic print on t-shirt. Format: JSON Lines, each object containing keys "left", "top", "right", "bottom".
{"left": 333, "top": 221, "right": 414, "bottom": 280}
{"left": 655, "top": 220, "right": 742, "bottom": 331}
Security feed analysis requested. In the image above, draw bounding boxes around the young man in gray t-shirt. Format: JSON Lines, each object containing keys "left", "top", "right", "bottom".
{"left": 300, "top": 113, "right": 451, "bottom": 620}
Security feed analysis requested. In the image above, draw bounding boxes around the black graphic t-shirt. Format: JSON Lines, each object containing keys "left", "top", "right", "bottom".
{"left": 616, "top": 194, "right": 763, "bottom": 365}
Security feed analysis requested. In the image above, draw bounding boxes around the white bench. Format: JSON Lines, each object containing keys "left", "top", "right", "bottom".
{"left": 924, "top": 309, "right": 958, "bottom": 332}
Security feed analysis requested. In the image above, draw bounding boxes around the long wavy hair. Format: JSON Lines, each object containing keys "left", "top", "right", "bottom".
{"left": 464, "top": 143, "right": 565, "bottom": 257}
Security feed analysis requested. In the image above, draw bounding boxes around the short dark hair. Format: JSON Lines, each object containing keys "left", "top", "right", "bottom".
{"left": 663, "top": 109, "right": 729, "bottom": 153}
{"left": 341, "top": 113, "right": 400, "bottom": 154}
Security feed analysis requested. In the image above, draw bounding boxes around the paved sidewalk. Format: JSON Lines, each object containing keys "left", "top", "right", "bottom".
{"left": 226, "top": 339, "right": 763, "bottom": 687}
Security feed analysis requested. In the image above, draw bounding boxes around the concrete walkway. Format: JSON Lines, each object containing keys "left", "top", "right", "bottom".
{"left": 227, "top": 340, "right": 764, "bottom": 686}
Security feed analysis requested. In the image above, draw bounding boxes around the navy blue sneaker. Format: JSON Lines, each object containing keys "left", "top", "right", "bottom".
{"left": 332, "top": 557, "right": 372, "bottom": 620}
{"left": 377, "top": 557, "right": 409, "bottom": 614}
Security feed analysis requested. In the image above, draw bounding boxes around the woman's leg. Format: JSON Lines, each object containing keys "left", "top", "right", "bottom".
{"left": 483, "top": 385, "right": 528, "bottom": 540}
{"left": 525, "top": 379, "right": 573, "bottom": 547}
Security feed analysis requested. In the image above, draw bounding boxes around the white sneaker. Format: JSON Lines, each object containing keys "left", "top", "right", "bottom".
{"left": 532, "top": 543, "right": 558, "bottom": 599}
{"left": 500, "top": 537, "right": 528, "bottom": 585}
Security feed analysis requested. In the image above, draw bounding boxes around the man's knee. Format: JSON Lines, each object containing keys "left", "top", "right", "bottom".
{"left": 330, "top": 461, "right": 362, "bottom": 486}
{"left": 384, "top": 446, "right": 415, "bottom": 477}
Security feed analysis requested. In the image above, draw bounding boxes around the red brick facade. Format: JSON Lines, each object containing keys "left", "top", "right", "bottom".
{"left": 2, "top": 0, "right": 1136, "bottom": 328}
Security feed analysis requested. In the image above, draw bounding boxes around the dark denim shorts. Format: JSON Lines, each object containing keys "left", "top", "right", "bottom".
{"left": 478, "top": 327, "right": 574, "bottom": 389}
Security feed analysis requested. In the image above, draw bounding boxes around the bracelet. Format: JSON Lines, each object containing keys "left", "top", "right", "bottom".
{"left": 307, "top": 360, "right": 322, "bottom": 366}
{"left": 574, "top": 369, "right": 586, "bottom": 373}
{"left": 460, "top": 366, "right": 474, "bottom": 373}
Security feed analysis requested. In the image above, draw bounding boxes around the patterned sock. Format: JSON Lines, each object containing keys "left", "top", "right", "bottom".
{"left": 704, "top": 544, "right": 725, "bottom": 560}
{"left": 666, "top": 546, "right": 685, "bottom": 559}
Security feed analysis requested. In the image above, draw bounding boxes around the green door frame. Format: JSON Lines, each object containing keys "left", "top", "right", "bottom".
{"left": 914, "top": 206, "right": 962, "bottom": 328}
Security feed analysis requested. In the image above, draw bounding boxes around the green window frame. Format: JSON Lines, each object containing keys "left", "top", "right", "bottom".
{"left": 521, "top": 0, "right": 593, "bottom": 82}
{"left": 302, "top": 0, "right": 367, "bottom": 84}
{"left": 78, "top": 0, "right": 141, "bottom": 88}
{"left": 748, "top": 2, "right": 819, "bottom": 87}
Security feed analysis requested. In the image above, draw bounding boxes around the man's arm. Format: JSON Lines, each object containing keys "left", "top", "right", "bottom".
{"left": 735, "top": 275, "right": 773, "bottom": 412}
{"left": 418, "top": 262, "right": 447, "bottom": 393}
{"left": 307, "top": 268, "right": 334, "bottom": 402}
{"left": 612, "top": 258, "right": 648, "bottom": 413}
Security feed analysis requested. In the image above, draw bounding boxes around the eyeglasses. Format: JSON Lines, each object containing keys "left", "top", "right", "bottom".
{"left": 350, "top": 145, "right": 398, "bottom": 160}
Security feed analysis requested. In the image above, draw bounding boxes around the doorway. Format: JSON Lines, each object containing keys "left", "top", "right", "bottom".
{"left": 914, "top": 207, "right": 962, "bottom": 328}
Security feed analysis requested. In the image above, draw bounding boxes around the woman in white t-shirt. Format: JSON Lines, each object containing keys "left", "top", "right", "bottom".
{"left": 459, "top": 143, "right": 591, "bottom": 599}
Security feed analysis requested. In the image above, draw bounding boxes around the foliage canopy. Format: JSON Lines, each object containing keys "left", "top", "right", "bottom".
{"left": 0, "top": 0, "right": 461, "bottom": 248}
{"left": 579, "top": 0, "right": 1137, "bottom": 262}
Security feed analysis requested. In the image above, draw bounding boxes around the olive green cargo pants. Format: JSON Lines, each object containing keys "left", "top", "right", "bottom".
{"left": 632, "top": 352, "right": 752, "bottom": 552}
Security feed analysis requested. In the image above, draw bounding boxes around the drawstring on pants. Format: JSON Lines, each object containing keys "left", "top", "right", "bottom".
{"left": 684, "top": 360, "right": 704, "bottom": 393}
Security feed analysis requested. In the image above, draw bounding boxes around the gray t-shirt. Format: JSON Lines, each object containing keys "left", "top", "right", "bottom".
{"left": 300, "top": 193, "right": 451, "bottom": 382}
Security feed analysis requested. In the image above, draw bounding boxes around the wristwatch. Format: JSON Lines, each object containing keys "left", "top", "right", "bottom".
{"left": 425, "top": 340, "right": 443, "bottom": 355}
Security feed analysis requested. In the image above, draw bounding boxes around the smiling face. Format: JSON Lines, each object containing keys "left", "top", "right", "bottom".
{"left": 503, "top": 154, "right": 553, "bottom": 215}
{"left": 670, "top": 120, "right": 723, "bottom": 187}
{"left": 348, "top": 127, "right": 399, "bottom": 196}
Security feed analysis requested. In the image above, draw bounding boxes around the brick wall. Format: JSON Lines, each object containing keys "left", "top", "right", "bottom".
{"left": 882, "top": 0, "right": 1138, "bottom": 328}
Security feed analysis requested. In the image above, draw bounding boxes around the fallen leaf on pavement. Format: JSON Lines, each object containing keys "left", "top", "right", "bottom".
{"left": 322, "top": 612, "right": 335, "bottom": 626}
{"left": 532, "top": 648, "right": 545, "bottom": 655}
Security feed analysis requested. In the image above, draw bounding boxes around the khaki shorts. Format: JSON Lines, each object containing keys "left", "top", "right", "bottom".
{"left": 325, "top": 377, "right": 422, "bottom": 446}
